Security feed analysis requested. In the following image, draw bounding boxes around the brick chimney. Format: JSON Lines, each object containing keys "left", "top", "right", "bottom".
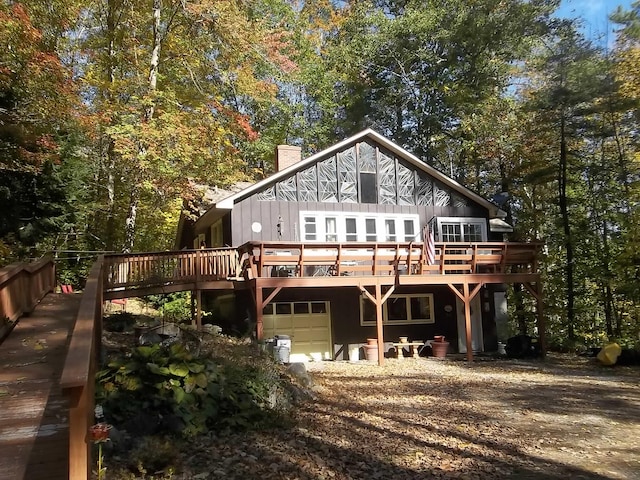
{"left": 275, "top": 145, "right": 302, "bottom": 171}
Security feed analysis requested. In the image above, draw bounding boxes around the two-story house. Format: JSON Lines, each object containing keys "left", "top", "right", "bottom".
{"left": 175, "top": 129, "right": 543, "bottom": 363}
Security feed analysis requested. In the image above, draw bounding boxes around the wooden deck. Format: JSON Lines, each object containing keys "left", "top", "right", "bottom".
{"left": 0, "top": 293, "right": 81, "bottom": 480}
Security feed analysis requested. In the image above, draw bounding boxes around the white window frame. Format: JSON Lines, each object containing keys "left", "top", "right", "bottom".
{"left": 210, "top": 220, "right": 223, "bottom": 247}
{"left": 193, "top": 233, "right": 205, "bottom": 249}
{"left": 435, "top": 217, "right": 487, "bottom": 242}
{"left": 299, "top": 211, "right": 420, "bottom": 243}
{"left": 303, "top": 216, "right": 317, "bottom": 241}
{"left": 360, "top": 293, "right": 435, "bottom": 326}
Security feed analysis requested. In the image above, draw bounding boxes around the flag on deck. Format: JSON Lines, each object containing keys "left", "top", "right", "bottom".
{"left": 423, "top": 224, "right": 436, "bottom": 265}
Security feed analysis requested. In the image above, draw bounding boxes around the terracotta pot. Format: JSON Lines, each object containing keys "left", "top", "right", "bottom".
{"left": 364, "top": 344, "right": 378, "bottom": 361}
{"left": 431, "top": 341, "right": 449, "bottom": 358}
{"left": 434, "top": 335, "right": 445, "bottom": 343}
{"left": 367, "top": 338, "right": 377, "bottom": 345}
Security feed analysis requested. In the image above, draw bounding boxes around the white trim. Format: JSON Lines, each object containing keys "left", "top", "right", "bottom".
{"left": 360, "top": 293, "right": 435, "bottom": 326}
{"left": 299, "top": 211, "right": 420, "bottom": 243}
{"left": 436, "top": 217, "right": 488, "bottom": 242}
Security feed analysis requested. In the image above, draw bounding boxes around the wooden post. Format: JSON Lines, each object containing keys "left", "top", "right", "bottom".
{"left": 67, "top": 385, "right": 91, "bottom": 480}
{"left": 360, "top": 283, "right": 395, "bottom": 366}
{"left": 448, "top": 282, "right": 482, "bottom": 362}
{"left": 375, "top": 283, "right": 384, "bottom": 366}
{"left": 255, "top": 286, "right": 263, "bottom": 341}
{"left": 463, "top": 283, "right": 473, "bottom": 362}
{"left": 195, "top": 288, "right": 202, "bottom": 330}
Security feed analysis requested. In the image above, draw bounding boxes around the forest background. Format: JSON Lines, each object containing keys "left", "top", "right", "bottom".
{"left": 1, "top": 0, "right": 639, "bottom": 350}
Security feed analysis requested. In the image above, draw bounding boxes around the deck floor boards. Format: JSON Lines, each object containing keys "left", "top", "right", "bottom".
{"left": 0, "top": 293, "right": 81, "bottom": 480}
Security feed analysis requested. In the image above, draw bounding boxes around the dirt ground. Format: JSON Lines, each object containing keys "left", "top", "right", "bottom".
{"left": 174, "top": 353, "right": 639, "bottom": 480}
{"left": 103, "top": 303, "right": 639, "bottom": 479}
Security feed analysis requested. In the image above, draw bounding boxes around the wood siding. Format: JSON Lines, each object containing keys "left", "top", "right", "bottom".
{"left": 231, "top": 197, "right": 488, "bottom": 246}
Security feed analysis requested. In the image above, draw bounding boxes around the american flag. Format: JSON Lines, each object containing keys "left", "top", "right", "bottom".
{"left": 423, "top": 224, "right": 436, "bottom": 265}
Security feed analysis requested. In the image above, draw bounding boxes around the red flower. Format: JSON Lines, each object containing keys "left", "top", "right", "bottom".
{"left": 88, "top": 423, "right": 112, "bottom": 443}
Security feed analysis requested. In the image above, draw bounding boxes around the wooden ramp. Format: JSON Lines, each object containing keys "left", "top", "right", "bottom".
{"left": 0, "top": 293, "right": 81, "bottom": 480}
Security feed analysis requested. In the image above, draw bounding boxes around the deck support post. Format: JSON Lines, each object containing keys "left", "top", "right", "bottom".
{"left": 359, "top": 282, "right": 395, "bottom": 366}
{"left": 448, "top": 282, "right": 482, "bottom": 362}
{"left": 255, "top": 285, "right": 263, "bottom": 341}
{"left": 195, "top": 288, "right": 202, "bottom": 330}
{"left": 375, "top": 283, "right": 384, "bottom": 365}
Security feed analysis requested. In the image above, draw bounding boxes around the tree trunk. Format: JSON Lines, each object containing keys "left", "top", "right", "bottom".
{"left": 103, "top": 0, "right": 119, "bottom": 251}
{"left": 146, "top": 0, "right": 161, "bottom": 122}
{"left": 124, "top": 0, "right": 162, "bottom": 251}
{"left": 559, "top": 114, "right": 575, "bottom": 342}
{"left": 123, "top": 185, "right": 139, "bottom": 253}
{"left": 513, "top": 283, "right": 527, "bottom": 335}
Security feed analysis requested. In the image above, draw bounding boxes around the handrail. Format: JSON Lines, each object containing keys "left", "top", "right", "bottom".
{"left": 103, "top": 247, "right": 241, "bottom": 292}
{"left": 60, "top": 256, "right": 104, "bottom": 480}
{"left": 0, "top": 257, "right": 56, "bottom": 322}
{"left": 238, "top": 241, "right": 543, "bottom": 279}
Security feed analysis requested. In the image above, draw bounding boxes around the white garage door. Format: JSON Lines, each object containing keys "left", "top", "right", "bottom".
{"left": 263, "top": 301, "right": 332, "bottom": 361}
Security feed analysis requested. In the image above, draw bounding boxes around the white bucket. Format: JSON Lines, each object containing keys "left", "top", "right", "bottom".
{"left": 349, "top": 346, "right": 360, "bottom": 362}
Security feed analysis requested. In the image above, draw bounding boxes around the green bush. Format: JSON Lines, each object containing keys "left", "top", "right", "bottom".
{"left": 96, "top": 340, "right": 291, "bottom": 438}
{"left": 145, "top": 292, "right": 193, "bottom": 323}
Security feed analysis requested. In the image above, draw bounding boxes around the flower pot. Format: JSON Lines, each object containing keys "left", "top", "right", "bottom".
{"left": 434, "top": 335, "right": 445, "bottom": 343}
{"left": 367, "top": 338, "right": 377, "bottom": 345}
{"left": 364, "top": 343, "right": 378, "bottom": 361}
{"left": 431, "top": 341, "right": 449, "bottom": 358}
{"left": 399, "top": 336, "right": 409, "bottom": 343}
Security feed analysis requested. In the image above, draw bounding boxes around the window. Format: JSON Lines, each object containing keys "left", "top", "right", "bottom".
{"left": 404, "top": 220, "right": 416, "bottom": 242}
{"left": 294, "top": 302, "right": 309, "bottom": 314}
{"left": 360, "top": 173, "right": 377, "bottom": 203}
{"left": 193, "top": 233, "right": 205, "bottom": 249}
{"left": 360, "top": 294, "right": 435, "bottom": 325}
{"left": 325, "top": 217, "right": 337, "bottom": 241}
{"left": 463, "top": 223, "right": 483, "bottom": 242}
{"left": 300, "top": 211, "right": 419, "bottom": 243}
{"left": 441, "top": 223, "right": 462, "bottom": 242}
{"left": 311, "top": 302, "right": 327, "bottom": 314}
{"left": 304, "top": 216, "right": 317, "bottom": 241}
{"left": 210, "top": 221, "right": 223, "bottom": 247}
{"left": 365, "top": 218, "right": 377, "bottom": 241}
{"left": 276, "top": 303, "right": 292, "bottom": 315}
{"left": 384, "top": 219, "right": 396, "bottom": 242}
{"left": 345, "top": 217, "right": 357, "bottom": 241}
{"left": 436, "top": 217, "right": 487, "bottom": 242}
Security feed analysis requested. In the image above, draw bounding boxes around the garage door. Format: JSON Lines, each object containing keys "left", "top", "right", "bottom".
{"left": 263, "top": 301, "right": 332, "bottom": 360}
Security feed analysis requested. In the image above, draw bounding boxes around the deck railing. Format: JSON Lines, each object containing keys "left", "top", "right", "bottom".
{"left": 103, "top": 248, "right": 241, "bottom": 292}
{"left": 238, "top": 241, "right": 542, "bottom": 279}
{"left": 0, "top": 257, "right": 56, "bottom": 323}
{"left": 60, "top": 256, "right": 104, "bottom": 480}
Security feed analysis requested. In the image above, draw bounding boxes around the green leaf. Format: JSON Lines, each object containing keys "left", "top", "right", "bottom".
{"left": 195, "top": 372, "right": 208, "bottom": 388}
{"left": 169, "top": 363, "right": 190, "bottom": 377}
{"left": 147, "top": 362, "right": 170, "bottom": 375}
{"left": 172, "top": 385, "right": 185, "bottom": 404}
{"left": 187, "top": 362, "right": 204, "bottom": 373}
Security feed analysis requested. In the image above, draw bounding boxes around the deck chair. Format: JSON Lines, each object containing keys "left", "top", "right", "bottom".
{"left": 110, "top": 298, "right": 127, "bottom": 312}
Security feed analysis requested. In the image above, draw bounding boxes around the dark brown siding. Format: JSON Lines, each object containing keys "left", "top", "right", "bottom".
{"left": 231, "top": 197, "right": 488, "bottom": 245}
{"left": 248, "top": 285, "right": 461, "bottom": 355}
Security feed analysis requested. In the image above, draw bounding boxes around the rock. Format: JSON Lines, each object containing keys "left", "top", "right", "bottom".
{"left": 138, "top": 331, "right": 163, "bottom": 346}
{"left": 287, "top": 362, "right": 314, "bottom": 388}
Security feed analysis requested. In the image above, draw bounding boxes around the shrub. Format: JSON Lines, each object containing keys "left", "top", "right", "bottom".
{"left": 96, "top": 339, "right": 291, "bottom": 438}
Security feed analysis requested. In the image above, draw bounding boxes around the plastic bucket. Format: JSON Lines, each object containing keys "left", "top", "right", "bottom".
{"left": 273, "top": 345, "right": 290, "bottom": 364}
